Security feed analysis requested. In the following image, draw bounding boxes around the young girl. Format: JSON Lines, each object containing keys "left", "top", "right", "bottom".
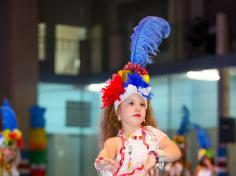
{"left": 165, "top": 106, "right": 191, "bottom": 176}
{"left": 0, "top": 99, "right": 23, "bottom": 176}
{"left": 193, "top": 149, "right": 216, "bottom": 176}
{"left": 94, "top": 16, "right": 181, "bottom": 176}
{"left": 165, "top": 135, "right": 191, "bottom": 176}
{"left": 192, "top": 125, "right": 216, "bottom": 176}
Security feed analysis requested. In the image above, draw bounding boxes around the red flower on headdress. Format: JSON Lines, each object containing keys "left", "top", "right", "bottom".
{"left": 123, "top": 62, "right": 148, "bottom": 75}
{"left": 101, "top": 74, "right": 125, "bottom": 108}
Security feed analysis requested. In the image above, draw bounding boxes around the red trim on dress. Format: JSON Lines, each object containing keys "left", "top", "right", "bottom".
{"left": 113, "top": 127, "right": 148, "bottom": 176}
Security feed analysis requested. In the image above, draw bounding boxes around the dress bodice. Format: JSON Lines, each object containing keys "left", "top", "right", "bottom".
{"left": 99, "top": 126, "right": 166, "bottom": 176}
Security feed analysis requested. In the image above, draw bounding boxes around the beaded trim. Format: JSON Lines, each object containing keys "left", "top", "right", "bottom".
{"left": 113, "top": 127, "right": 148, "bottom": 176}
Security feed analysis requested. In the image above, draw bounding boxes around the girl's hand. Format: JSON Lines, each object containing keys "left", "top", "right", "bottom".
{"left": 143, "top": 154, "right": 157, "bottom": 176}
{"left": 95, "top": 156, "right": 118, "bottom": 173}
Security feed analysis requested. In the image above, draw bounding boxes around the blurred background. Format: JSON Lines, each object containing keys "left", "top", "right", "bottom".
{"left": 0, "top": 0, "right": 236, "bottom": 175}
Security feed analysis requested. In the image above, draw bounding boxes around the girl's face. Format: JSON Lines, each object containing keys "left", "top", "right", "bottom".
{"left": 116, "top": 93, "right": 147, "bottom": 131}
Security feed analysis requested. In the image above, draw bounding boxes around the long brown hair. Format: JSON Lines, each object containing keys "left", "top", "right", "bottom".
{"left": 100, "top": 101, "right": 157, "bottom": 143}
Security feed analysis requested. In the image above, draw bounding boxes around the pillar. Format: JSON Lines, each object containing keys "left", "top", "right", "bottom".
{"left": 0, "top": 0, "right": 39, "bottom": 146}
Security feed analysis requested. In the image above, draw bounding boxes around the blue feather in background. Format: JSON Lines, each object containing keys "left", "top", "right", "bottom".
{"left": 177, "top": 105, "right": 191, "bottom": 135}
{"left": 0, "top": 99, "right": 18, "bottom": 130}
{"left": 193, "top": 124, "right": 212, "bottom": 149}
{"left": 130, "top": 16, "right": 171, "bottom": 67}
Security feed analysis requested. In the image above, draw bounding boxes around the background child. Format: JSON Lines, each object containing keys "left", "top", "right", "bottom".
{"left": 165, "top": 106, "right": 191, "bottom": 176}
{"left": 165, "top": 135, "right": 191, "bottom": 176}
{"left": 193, "top": 149, "right": 216, "bottom": 176}
{"left": 94, "top": 16, "right": 181, "bottom": 176}
{"left": 0, "top": 99, "right": 23, "bottom": 176}
{"left": 192, "top": 124, "right": 216, "bottom": 176}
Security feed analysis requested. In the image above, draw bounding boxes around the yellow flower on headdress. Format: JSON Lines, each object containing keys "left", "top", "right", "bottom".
{"left": 2, "top": 129, "right": 23, "bottom": 145}
{"left": 199, "top": 149, "right": 207, "bottom": 155}
{"left": 3, "top": 129, "right": 10, "bottom": 141}
{"left": 142, "top": 75, "right": 150, "bottom": 83}
{"left": 118, "top": 70, "right": 131, "bottom": 82}
{"left": 198, "top": 149, "right": 207, "bottom": 160}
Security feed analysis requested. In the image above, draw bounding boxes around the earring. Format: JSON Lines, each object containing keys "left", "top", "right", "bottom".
{"left": 118, "top": 116, "right": 121, "bottom": 121}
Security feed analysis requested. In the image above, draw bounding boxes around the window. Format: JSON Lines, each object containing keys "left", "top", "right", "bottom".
{"left": 38, "top": 23, "right": 47, "bottom": 61}
{"left": 54, "top": 24, "right": 87, "bottom": 75}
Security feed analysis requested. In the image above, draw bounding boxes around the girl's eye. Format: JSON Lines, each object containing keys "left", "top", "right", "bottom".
{"left": 129, "top": 102, "right": 134, "bottom": 105}
{"left": 140, "top": 103, "right": 146, "bottom": 107}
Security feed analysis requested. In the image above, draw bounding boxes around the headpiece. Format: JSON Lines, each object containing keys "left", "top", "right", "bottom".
{"left": 0, "top": 99, "right": 23, "bottom": 148}
{"left": 173, "top": 105, "right": 191, "bottom": 149}
{"left": 101, "top": 16, "right": 170, "bottom": 110}
{"left": 193, "top": 124, "right": 214, "bottom": 161}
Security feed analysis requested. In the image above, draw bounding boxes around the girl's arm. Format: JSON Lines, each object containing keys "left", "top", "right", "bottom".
{"left": 159, "top": 136, "right": 181, "bottom": 162}
{"left": 144, "top": 136, "right": 181, "bottom": 174}
{"left": 94, "top": 137, "right": 119, "bottom": 173}
{"left": 144, "top": 127, "right": 181, "bottom": 173}
{"left": 98, "top": 137, "right": 118, "bottom": 159}
{"left": 193, "top": 165, "right": 201, "bottom": 176}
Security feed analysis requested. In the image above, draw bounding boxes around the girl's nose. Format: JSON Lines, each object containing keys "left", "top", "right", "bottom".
{"left": 135, "top": 104, "right": 141, "bottom": 111}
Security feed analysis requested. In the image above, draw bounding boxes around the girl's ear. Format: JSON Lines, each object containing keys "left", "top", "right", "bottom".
{"left": 115, "top": 106, "right": 120, "bottom": 117}
{"left": 115, "top": 107, "right": 121, "bottom": 121}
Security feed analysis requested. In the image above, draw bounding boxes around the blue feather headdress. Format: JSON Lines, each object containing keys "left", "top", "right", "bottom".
{"left": 101, "top": 16, "right": 170, "bottom": 109}
{"left": 130, "top": 16, "right": 171, "bottom": 67}
{"left": 1, "top": 99, "right": 18, "bottom": 130}
{"left": 193, "top": 124, "right": 212, "bottom": 149}
{"left": 173, "top": 105, "right": 191, "bottom": 149}
{"left": 0, "top": 99, "right": 23, "bottom": 147}
{"left": 192, "top": 124, "right": 214, "bottom": 160}
{"left": 177, "top": 105, "right": 191, "bottom": 135}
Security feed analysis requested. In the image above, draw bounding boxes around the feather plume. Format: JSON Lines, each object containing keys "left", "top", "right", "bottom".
{"left": 177, "top": 105, "right": 191, "bottom": 135}
{"left": 1, "top": 99, "right": 18, "bottom": 130}
{"left": 101, "top": 74, "right": 125, "bottom": 108}
{"left": 193, "top": 124, "right": 212, "bottom": 149}
{"left": 130, "top": 16, "right": 170, "bottom": 67}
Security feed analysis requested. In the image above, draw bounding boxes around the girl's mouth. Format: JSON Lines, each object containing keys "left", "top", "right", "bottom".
{"left": 133, "top": 114, "right": 141, "bottom": 118}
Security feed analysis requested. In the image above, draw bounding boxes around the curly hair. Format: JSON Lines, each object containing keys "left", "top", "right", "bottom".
{"left": 100, "top": 101, "right": 157, "bottom": 143}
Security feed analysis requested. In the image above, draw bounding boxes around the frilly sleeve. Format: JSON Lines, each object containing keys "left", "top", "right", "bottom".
{"left": 145, "top": 126, "right": 167, "bottom": 149}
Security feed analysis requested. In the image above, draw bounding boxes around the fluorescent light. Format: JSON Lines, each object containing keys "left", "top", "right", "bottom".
{"left": 87, "top": 83, "right": 106, "bottom": 92}
{"left": 187, "top": 69, "right": 220, "bottom": 81}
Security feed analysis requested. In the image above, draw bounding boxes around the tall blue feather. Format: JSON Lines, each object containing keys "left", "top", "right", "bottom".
{"left": 130, "top": 16, "right": 171, "bottom": 67}
{"left": 193, "top": 124, "right": 211, "bottom": 149}
{"left": 177, "top": 105, "right": 191, "bottom": 135}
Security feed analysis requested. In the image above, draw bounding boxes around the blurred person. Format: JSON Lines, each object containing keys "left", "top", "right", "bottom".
{"left": 165, "top": 136, "right": 191, "bottom": 176}
{"left": 0, "top": 100, "right": 23, "bottom": 176}
{"left": 165, "top": 106, "right": 191, "bottom": 176}
{"left": 192, "top": 124, "right": 215, "bottom": 176}
{"left": 193, "top": 149, "right": 216, "bottom": 176}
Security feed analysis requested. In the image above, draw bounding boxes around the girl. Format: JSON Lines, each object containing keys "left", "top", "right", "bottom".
{"left": 0, "top": 99, "right": 23, "bottom": 176}
{"left": 193, "top": 149, "right": 216, "bottom": 176}
{"left": 94, "top": 16, "right": 181, "bottom": 176}
{"left": 192, "top": 125, "right": 216, "bottom": 176}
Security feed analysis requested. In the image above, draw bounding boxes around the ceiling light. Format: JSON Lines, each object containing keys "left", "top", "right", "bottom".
{"left": 187, "top": 69, "right": 220, "bottom": 81}
{"left": 87, "top": 83, "right": 106, "bottom": 92}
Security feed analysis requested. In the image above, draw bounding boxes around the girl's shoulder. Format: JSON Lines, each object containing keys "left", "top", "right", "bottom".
{"left": 144, "top": 125, "right": 167, "bottom": 136}
{"left": 104, "top": 136, "right": 121, "bottom": 145}
{"left": 104, "top": 136, "right": 123, "bottom": 156}
{"left": 144, "top": 125, "right": 167, "bottom": 141}
{"left": 104, "top": 136, "right": 122, "bottom": 148}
